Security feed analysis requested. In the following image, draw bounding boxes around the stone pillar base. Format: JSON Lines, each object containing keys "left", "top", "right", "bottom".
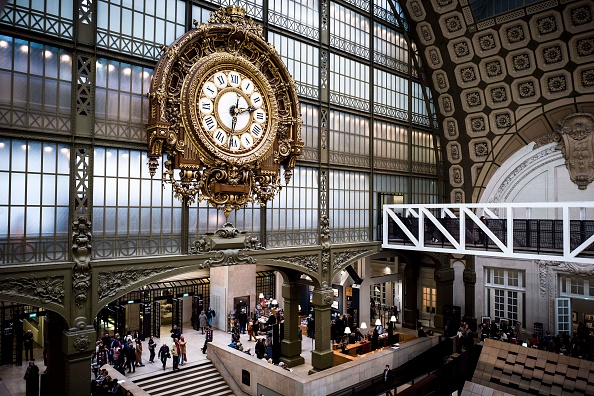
{"left": 402, "top": 308, "right": 418, "bottom": 329}
{"left": 310, "top": 349, "right": 333, "bottom": 373}
{"left": 280, "top": 355, "right": 305, "bottom": 368}
{"left": 433, "top": 313, "right": 445, "bottom": 329}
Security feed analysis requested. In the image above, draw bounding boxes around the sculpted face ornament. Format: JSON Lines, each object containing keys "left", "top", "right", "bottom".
{"left": 554, "top": 113, "right": 594, "bottom": 190}
{"left": 146, "top": 6, "right": 303, "bottom": 217}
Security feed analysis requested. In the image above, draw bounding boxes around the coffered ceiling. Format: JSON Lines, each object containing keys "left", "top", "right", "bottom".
{"left": 401, "top": 0, "right": 594, "bottom": 202}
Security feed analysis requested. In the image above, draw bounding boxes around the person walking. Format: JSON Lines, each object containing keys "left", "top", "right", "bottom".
{"left": 178, "top": 335, "right": 187, "bottom": 366}
{"left": 148, "top": 336, "right": 156, "bottom": 363}
{"left": 247, "top": 318, "right": 254, "bottom": 341}
{"left": 23, "top": 329, "right": 34, "bottom": 361}
{"left": 135, "top": 339, "right": 144, "bottom": 367}
{"left": 383, "top": 364, "right": 395, "bottom": 396}
{"left": 23, "top": 361, "right": 39, "bottom": 396}
{"left": 206, "top": 307, "right": 216, "bottom": 326}
{"left": 171, "top": 339, "right": 180, "bottom": 371}
{"left": 202, "top": 326, "right": 213, "bottom": 354}
{"left": 158, "top": 342, "right": 170, "bottom": 370}
{"left": 199, "top": 311, "right": 208, "bottom": 334}
{"left": 124, "top": 341, "right": 136, "bottom": 373}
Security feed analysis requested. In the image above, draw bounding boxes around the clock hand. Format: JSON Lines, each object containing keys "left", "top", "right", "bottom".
{"left": 231, "top": 115, "right": 237, "bottom": 134}
{"left": 235, "top": 106, "right": 256, "bottom": 115}
{"left": 229, "top": 94, "right": 241, "bottom": 116}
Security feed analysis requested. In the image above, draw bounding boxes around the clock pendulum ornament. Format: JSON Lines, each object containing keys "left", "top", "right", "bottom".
{"left": 146, "top": 6, "right": 303, "bottom": 217}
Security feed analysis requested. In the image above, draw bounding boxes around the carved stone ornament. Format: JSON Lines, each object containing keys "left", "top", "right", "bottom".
{"left": 320, "top": 214, "right": 330, "bottom": 278}
{"left": 146, "top": 6, "right": 303, "bottom": 217}
{"left": 72, "top": 215, "right": 92, "bottom": 308}
{"left": 199, "top": 249, "right": 256, "bottom": 268}
{"left": 554, "top": 113, "right": 594, "bottom": 190}
{"left": 73, "top": 334, "right": 91, "bottom": 352}
{"left": 2, "top": 276, "right": 65, "bottom": 306}
{"left": 462, "top": 269, "right": 476, "bottom": 284}
{"left": 332, "top": 249, "right": 374, "bottom": 272}
{"left": 98, "top": 267, "right": 177, "bottom": 300}
{"left": 536, "top": 259, "right": 594, "bottom": 331}
{"left": 269, "top": 254, "right": 319, "bottom": 273}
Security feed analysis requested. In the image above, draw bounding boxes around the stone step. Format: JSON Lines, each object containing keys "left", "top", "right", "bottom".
{"left": 133, "top": 361, "right": 234, "bottom": 396}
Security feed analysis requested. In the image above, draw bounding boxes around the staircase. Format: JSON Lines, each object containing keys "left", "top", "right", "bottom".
{"left": 133, "top": 361, "right": 235, "bottom": 396}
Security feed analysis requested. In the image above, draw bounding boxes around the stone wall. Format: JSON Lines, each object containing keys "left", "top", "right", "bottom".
{"left": 207, "top": 336, "right": 441, "bottom": 396}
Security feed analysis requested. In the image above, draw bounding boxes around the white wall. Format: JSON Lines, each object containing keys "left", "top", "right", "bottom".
{"left": 477, "top": 142, "right": 588, "bottom": 331}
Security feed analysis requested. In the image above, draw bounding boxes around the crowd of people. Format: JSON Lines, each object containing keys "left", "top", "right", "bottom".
{"left": 480, "top": 320, "right": 594, "bottom": 361}
{"left": 89, "top": 325, "right": 198, "bottom": 395}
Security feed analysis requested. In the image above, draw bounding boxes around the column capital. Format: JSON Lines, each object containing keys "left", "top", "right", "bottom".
{"left": 311, "top": 288, "right": 333, "bottom": 307}
{"left": 62, "top": 327, "right": 96, "bottom": 356}
{"left": 463, "top": 268, "right": 476, "bottom": 284}
{"left": 434, "top": 267, "right": 455, "bottom": 283}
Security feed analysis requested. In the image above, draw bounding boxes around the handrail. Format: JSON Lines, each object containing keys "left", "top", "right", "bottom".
{"left": 328, "top": 336, "right": 455, "bottom": 396}
{"left": 209, "top": 347, "right": 251, "bottom": 396}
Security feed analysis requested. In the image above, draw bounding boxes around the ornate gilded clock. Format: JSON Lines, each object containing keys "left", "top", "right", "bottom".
{"left": 146, "top": 6, "right": 303, "bottom": 216}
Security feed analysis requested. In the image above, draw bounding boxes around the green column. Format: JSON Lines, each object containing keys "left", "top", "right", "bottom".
{"left": 309, "top": 288, "right": 333, "bottom": 374}
{"left": 280, "top": 282, "right": 305, "bottom": 367}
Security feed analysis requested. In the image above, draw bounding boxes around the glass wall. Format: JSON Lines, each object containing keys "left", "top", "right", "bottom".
{"left": 0, "top": 0, "right": 440, "bottom": 257}
{"left": 0, "top": 138, "right": 70, "bottom": 264}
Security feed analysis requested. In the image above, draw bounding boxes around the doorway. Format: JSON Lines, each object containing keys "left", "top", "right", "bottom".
{"left": 233, "top": 296, "right": 250, "bottom": 333}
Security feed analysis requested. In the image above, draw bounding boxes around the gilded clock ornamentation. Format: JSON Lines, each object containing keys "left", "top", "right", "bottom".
{"left": 146, "top": 6, "right": 303, "bottom": 216}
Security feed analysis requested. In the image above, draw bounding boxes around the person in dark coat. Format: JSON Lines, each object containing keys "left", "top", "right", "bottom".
{"left": 158, "top": 342, "right": 170, "bottom": 370}
{"left": 198, "top": 311, "right": 208, "bottom": 334}
{"left": 255, "top": 338, "right": 265, "bottom": 359}
{"left": 23, "top": 330, "right": 34, "bottom": 361}
{"left": 371, "top": 327, "right": 379, "bottom": 351}
{"left": 202, "top": 326, "right": 213, "bottom": 354}
{"left": 383, "top": 364, "right": 395, "bottom": 396}
{"left": 23, "top": 361, "right": 39, "bottom": 396}
{"left": 124, "top": 341, "right": 136, "bottom": 373}
{"left": 148, "top": 336, "right": 156, "bottom": 363}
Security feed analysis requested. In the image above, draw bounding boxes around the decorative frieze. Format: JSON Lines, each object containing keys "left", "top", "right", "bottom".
{"left": 2, "top": 276, "right": 65, "bottom": 306}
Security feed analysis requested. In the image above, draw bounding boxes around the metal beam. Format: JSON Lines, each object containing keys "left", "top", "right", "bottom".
{"left": 382, "top": 203, "right": 594, "bottom": 264}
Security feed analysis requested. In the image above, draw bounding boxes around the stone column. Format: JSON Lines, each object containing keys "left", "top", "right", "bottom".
{"left": 46, "top": 313, "right": 96, "bottom": 395}
{"left": 280, "top": 282, "right": 304, "bottom": 367}
{"left": 309, "top": 288, "right": 333, "bottom": 374}
{"left": 463, "top": 256, "right": 477, "bottom": 331}
{"left": 434, "top": 261, "right": 454, "bottom": 330}
{"left": 402, "top": 262, "right": 419, "bottom": 329}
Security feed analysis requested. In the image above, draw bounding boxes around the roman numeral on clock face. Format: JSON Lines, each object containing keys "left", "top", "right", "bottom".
{"left": 203, "top": 115, "right": 216, "bottom": 131}
{"left": 229, "top": 72, "right": 240, "bottom": 86}
{"left": 228, "top": 136, "right": 240, "bottom": 150}
{"left": 213, "top": 129, "right": 226, "bottom": 145}
{"left": 251, "top": 123, "right": 262, "bottom": 138}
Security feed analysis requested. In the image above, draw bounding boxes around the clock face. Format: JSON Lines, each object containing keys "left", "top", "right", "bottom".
{"left": 195, "top": 67, "right": 271, "bottom": 158}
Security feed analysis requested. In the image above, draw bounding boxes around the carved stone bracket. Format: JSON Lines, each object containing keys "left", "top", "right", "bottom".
{"left": 2, "top": 276, "right": 65, "bottom": 306}
{"left": 268, "top": 254, "right": 319, "bottom": 273}
{"left": 98, "top": 266, "right": 178, "bottom": 301}
{"left": 72, "top": 215, "right": 92, "bottom": 308}
{"left": 331, "top": 248, "right": 374, "bottom": 273}
{"left": 554, "top": 113, "right": 594, "bottom": 190}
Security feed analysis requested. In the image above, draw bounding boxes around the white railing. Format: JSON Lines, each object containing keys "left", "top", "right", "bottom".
{"left": 382, "top": 202, "right": 594, "bottom": 264}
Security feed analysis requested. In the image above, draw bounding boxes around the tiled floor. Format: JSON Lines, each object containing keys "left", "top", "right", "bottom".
{"left": 0, "top": 321, "right": 415, "bottom": 395}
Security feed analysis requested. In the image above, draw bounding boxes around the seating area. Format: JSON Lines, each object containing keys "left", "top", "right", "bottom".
{"left": 472, "top": 339, "right": 594, "bottom": 395}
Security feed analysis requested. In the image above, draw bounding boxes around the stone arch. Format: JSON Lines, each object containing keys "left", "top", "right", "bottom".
{"left": 473, "top": 96, "right": 594, "bottom": 201}
{"left": 330, "top": 246, "right": 379, "bottom": 278}
{"left": 0, "top": 277, "right": 68, "bottom": 324}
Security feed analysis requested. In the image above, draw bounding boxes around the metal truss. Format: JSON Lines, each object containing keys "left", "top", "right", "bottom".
{"left": 382, "top": 202, "right": 594, "bottom": 264}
